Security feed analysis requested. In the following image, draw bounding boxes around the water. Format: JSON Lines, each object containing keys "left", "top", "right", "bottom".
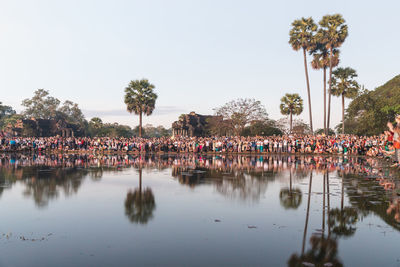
{"left": 0, "top": 154, "right": 399, "bottom": 267}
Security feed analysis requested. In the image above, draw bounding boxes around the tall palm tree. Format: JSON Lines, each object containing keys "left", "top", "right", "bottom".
{"left": 317, "top": 14, "right": 348, "bottom": 132}
{"left": 124, "top": 79, "right": 158, "bottom": 137}
{"left": 310, "top": 41, "right": 339, "bottom": 135}
{"left": 280, "top": 93, "right": 303, "bottom": 134}
{"left": 330, "top": 67, "right": 359, "bottom": 134}
{"left": 289, "top": 17, "right": 317, "bottom": 133}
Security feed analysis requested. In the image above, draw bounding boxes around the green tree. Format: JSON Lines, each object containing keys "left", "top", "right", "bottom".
{"left": 22, "top": 89, "right": 60, "bottom": 119}
{"left": 315, "top": 128, "right": 335, "bottom": 135}
{"left": 330, "top": 67, "right": 359, "bottom": 134}
{"left": 280, "top": 93, "right": 303, "bottom": 134}
{"left": 124, "top": 79, "right": 158, "bottom": 137}
{"left": 289, "top": 17, "right": 317, "bottom": 133}
{"left": 241, "top": 120, "right": 282, "bottom": 136}
{"left": 214, "top": 98, "right": 268, "bottom": 136}
{"left": 310, "top": 41, "right": 340, "bottom": 134}
{"left": 317, "top": 14, "right": 348, "bottom": 132}
{"left": 0, "top": 102, "right": 16, "bottom": 128}
{"left": 57, "top": 100, "right": 85, "bottom": 125}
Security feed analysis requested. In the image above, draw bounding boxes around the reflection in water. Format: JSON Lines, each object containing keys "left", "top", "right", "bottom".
{"left": 124, "top": 168, "right": 156, "bottom": 224}
{"left": 289, "top": 172, "right": 345, "bottom": 267}
{"left": 288, "top": 234, "right": 343, "bottom": 267}
{"left": 0, "top": 153, "right": 399, "bottom": 265}
{"left": 279, "top": 171, "right": 302, "bottom": 209}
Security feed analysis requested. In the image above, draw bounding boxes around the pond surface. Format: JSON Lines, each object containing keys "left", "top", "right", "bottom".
{"left": 0, "top": 154, "right": 399, "bottom": 267}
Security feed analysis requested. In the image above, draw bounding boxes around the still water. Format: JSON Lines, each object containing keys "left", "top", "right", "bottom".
{"left": 0, "top": 154, "right": 399, "bottom": 267}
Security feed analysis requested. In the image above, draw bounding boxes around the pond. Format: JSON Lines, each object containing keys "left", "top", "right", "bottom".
{"left": 0, "top": 154, "right": 399, "bottom": 267}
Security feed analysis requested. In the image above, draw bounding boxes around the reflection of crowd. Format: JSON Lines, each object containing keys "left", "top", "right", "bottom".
{"left": 0, "top": 133, "right": 397, "bottom": 158}
{"left": 1, "top": 153, "right": 399, "bottom": 222}
{"left": 0, "top": 153, "right": 393, "bottom": 180}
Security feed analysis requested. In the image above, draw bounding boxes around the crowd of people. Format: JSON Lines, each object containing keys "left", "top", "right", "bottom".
{"left": 1, "top": 116, "right": 400, "bottom": 165}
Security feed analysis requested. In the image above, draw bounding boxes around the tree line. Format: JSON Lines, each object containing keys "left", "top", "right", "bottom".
{"left": 0, "top": 89, "right": 170, "bottom": 138}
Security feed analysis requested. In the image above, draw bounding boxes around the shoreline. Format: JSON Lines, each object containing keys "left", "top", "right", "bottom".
{"left": 0, "top": 149, "right": 384, "bottom": 158}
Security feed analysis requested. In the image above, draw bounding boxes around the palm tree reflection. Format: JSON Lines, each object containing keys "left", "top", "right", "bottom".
{"left": 328, "top": 172, "right": 358, "bottom": 238}
{"left": 288, "top": 234, "right": 343, "bottom": 267}
{"left": 124, "top": 167, "right": 156, "bottom": 224}
{"left": 279, "top": 170, "right": 302, "bottom": 210}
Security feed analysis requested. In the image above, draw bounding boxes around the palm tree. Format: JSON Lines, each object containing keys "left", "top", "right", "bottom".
{"left": 317, "top": 14, "right": 348, "bottom": 132}
{"left": 280, "top": 93, "right": 303, "bottom": 134}
{"left": 330, "top": 67, "right": 359, "bottom": 134}
{"left": 289, "top": 17, "right": 317, "bottom": 133}
{"left": 124, "top": 79, "right": 158, "bottom": 137}
{"left": 310, "top": 41, "right": 339, "bottom": 135}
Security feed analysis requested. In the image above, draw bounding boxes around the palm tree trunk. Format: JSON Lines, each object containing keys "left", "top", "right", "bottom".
{"left": 303, "top": 48, "right": 313, "bottom": 134}
{"left": 323, "top": 68, "right": 327, "bottom": 134}
{"left": 290, "top": 111, "right": 293, "bottom": 134}
{"left": 322, "top": 172, "right": 326, "bottom": 236}
{"left": 327, "top": 48, "right": 333, "bottom": 132}
{"left": 302, "top": 171, "right": 313, "bottom": 255}
{"left": 139, "top": 112, "right": 143, "bottom": 137}
{"left": 342, "top": 94, "right": 345, "bottom": 135}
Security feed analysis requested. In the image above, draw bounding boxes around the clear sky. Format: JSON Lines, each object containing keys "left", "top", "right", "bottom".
{"left": 0, "top": 0, "right": 398, "bottom": 129}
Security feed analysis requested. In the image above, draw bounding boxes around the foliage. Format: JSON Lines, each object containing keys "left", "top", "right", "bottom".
{"left": 343, "top": 75, "right": 400, "bottom": 135}
{"left": 124, "top": 79, "right": 158, "bottom": 137}
{"left": 315, "top": 128, "right": 335, "bottom": 135}
{"left": 289, "top": 17, "right": 317, "bottom": 51}
{"left": 310, "top": 42, "right": 340, "bottom": 71}
{"left": 280, "top": 93, "right": 303, "bottom": 116}
{"left": 141, "top": 124, "right": 171, "bottom": 138}
{"left": 0, "top": 102, "right": 16, "bottom": 128}
{"left": 241, "top": 120, "right": 283, "bottom": 136}
{"left": 57, "top": 100, "right": 86, "bottom": 125}
{"left": 22, "top": 89, "right": 61, "bottom": 119}
{"left": 276, "top": 118, "right": 311, "bottom": 135}
{"left": 88, "top": 118, "right": 134, "bottom": 138}
{"left": 214, "top": 98, "right": 268, "bottom": 136}
{"left": 330, "top": 67, "right": 359, "bottom": 98}
{"left": 317, "top": 14, "right": 348, "bottom": 51}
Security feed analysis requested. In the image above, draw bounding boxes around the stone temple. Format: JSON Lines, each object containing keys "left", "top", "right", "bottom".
{"left": 171, "top": 112, "right": 221, "bottom": 137}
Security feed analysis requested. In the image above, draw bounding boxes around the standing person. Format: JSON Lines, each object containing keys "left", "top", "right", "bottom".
{"left": 388, "top": 116, "right": 400, "bottom": 166}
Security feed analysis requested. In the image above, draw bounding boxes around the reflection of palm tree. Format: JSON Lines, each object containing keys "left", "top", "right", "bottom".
{"left": 328, "top": 207, "right": 358, "bottom": 238}
{"left": 289, "top": 171, "right": 343, "bottom": 266}
{"left": 279, "top": 171, "right": 302, "bottom": 209}
{"left": 288, "top": 235, "right": 343, "bottom": 267}
{"left": 124, "top": 167, "right": 156, "bottom": 224}
{"left": 302, "top": 171, "right": 313, "bottom": 255}
{"left": 328, "top": 173, "right": 358, "bottom": 237}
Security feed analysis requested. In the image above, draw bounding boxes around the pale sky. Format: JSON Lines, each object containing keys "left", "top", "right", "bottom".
{"left": 0, "top": 0, "right": 398, "bottom": 129}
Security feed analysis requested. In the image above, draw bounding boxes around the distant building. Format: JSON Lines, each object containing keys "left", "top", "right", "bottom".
{"left": 172, "top": 112, "right": 221, "bottom": 137}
